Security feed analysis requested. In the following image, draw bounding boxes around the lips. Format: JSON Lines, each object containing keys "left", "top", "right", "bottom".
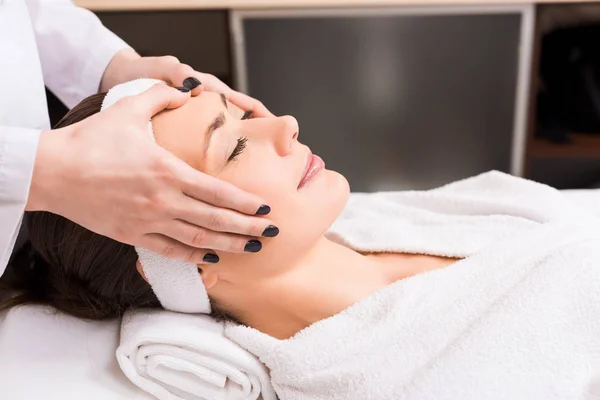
{"left": 298, "top": 150, "right": 325, "bottom": 189}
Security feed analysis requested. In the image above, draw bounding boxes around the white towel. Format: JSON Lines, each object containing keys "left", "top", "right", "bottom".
{"left": 117, "top": 309, "right": 276, "bottom": 400}
{"left": 225, "top": 171, "right": 600, "bottom": 400}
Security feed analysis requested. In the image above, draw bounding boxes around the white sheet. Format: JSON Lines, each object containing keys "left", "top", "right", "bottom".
{"left": 0, "top": 305, "right": 151, "bottom": 400}
{"left": 0, "top": 188, "right": 598, "bottom": 399}
{"left": 562, "top": 189, "right": 600, "bottom": 216}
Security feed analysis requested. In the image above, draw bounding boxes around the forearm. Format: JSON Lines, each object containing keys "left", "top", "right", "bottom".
{"left": 26, "top": 128, "right": 71, "bottom": 213}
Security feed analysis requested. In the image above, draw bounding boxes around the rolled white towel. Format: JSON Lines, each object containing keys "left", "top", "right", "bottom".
{"left": 117, "top": 309, "right": 276, "bottom": 400}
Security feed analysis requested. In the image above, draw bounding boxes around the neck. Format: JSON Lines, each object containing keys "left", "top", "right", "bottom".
{"left": 215, "top": 238, "right": 416, "bottom": 339}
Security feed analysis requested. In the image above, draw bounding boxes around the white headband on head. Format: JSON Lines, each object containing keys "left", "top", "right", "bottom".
{"left": 101, "top": 79, "right": 211, "bottom": 314}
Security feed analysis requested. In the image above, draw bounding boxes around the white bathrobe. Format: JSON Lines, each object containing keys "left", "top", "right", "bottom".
{"left": 225, "top": 171, "right": 600, "bottom": 400}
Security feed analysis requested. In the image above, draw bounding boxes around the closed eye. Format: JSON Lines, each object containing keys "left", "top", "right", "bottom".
{"left": 228, "top": 136, "right": 248, "bottom": 162}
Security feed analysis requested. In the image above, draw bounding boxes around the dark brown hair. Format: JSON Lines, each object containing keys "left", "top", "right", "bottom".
{"left": 0, "top": 93, "right": 235, "bottom": 322}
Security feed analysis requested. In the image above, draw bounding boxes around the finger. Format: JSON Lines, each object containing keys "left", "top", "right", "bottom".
{"left": 146, "top": 55, "right": 188, "bottom": 87}
{"left": 132, "top": 83, "right": 191, "bottom": 118}
{"left": 195, "top": 72, "right": 232, "bottom": 94}
{"left": 166, "top": 63, "right": 204, "bottom": 96}
{"left": 158, "top": 220, "right": 264, "bottom": 253}
{"left": 175, "top": 160, "right": 270, "bottom": 217}
{"left": 170, "top": 69, "right": 231, "bottom": 97}
{"left": 139, "top": 233, "right": 220, "bottom": 264}
{"left": 175, "top": 193, "right": 277, "bottom": 236}
{"left": 226, "top": 90, "right": 275, "bottom": 118}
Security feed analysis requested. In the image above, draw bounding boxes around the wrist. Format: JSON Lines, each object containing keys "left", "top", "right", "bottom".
{"left": 26, "top": 127, "right": 72, "bottom": 212}
{"left": 99, "top": 48, "right": 142, "bottom": 92}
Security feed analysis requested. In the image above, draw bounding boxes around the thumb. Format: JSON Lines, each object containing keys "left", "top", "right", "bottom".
{"left": 132, "top": 83, "right": 191, "bottom": 119}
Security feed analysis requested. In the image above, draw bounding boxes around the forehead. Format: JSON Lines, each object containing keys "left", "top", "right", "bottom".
{"left": 187, "top": 91, "right": 228, "bottom": 115}
{"left": 153, "top": 91, "right": 243, "bottom": 132}
{"left": 186, "top": 91, "right": 244, "bottom": 119}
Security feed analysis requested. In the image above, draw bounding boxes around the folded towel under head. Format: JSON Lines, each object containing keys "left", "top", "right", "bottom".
{"left": 100, "top": 78, "right": 210, "bottom": 314}
{"left": 117, "top": 309, "right": 276, "bottom": 400}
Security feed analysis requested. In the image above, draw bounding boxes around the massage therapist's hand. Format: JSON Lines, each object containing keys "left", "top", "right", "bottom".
{"left": 26, "top": 84, "right": 276, "bottom": 264}
{"left": 100, "top": 48, "right": 275, "bottom": 117}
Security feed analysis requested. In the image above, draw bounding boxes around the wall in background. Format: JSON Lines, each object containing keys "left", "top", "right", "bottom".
{"left": 240, "top": 12, "right": 521, "bottom": 191}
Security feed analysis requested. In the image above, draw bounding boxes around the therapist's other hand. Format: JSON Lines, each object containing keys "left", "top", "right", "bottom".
{"left": 100, "top": 48, "right": 274, "bottom": 118}
{"left": 27, "top": 84, "right": 275, "bottom": 264}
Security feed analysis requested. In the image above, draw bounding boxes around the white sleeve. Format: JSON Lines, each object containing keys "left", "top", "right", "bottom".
{"left": 25, "top": 0, "right": 131, "bottom": 108}
{"left": 0, "top": 127, "right": 41, "bottom": 276}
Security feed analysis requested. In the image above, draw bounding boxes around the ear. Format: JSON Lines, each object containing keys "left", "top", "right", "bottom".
{"left": 199, "top": 267, "right": 218, "bottom": 290}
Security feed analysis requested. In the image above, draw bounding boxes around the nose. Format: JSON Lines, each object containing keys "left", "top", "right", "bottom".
{"left": 274, "top": 116, "right": 299, "bottom": 156}
{"left": 248, "top": 115, "right": 299, "bottom": 156}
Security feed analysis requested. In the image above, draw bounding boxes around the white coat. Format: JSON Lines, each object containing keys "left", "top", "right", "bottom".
{"left": 0, "top": 0, "right": 128, "bottom": 275}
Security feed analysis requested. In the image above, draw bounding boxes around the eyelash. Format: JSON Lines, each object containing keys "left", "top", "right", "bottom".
{"left": 228, "top": 136, "right": 248, "bottom": 162}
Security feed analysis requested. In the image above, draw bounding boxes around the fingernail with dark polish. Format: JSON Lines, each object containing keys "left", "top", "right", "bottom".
{"left": 244, "top": 240, "right": 262, "bottom": 253}
{"left": 255, "top": 205, "right": 271, "bottom": 215}
{"left": 176, "top": 86, "right": 190, "bottom": 93}
{"left": 183, "top": 77, "right": 201, "bottom": 89}
{"left": 203, "top": 253, "right": 220, "bottom": 264}
{"left": 262, "top": 225, "right": 279, "bottom": 237}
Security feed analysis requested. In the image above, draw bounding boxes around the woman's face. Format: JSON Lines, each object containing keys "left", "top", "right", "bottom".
{"left": 151, "top": 92, "right": 349, "bottom": 282}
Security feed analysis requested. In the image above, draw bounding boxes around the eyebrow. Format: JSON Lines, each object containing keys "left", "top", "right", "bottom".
{"left": 220, "top": 93, "right": 228, "bottom": 109}
{"left": 204, "top": 112, "right": 226, "bottom": 159}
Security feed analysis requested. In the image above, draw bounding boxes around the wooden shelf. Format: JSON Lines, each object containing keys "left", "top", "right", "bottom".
{"left": 530, "top": 133, "right": 600, "bottom": 158}
{"left": 74, "top": 0, "right": 600, "bottom": 11}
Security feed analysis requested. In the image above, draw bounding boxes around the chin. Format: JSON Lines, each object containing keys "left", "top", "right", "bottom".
{"left": 323, "top": 169, "right": 350, "bottom": 217}
{"left": 291, "top": 170, "right": 350, "bottom": 251}
{"left": 300, "top": 169, "right": 349, "bottom": 231}
{"left": 327, "top": 170, "right": 350, "bottom": 200}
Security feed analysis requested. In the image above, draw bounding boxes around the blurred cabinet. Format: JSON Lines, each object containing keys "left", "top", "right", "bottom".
{"left": 232, "top": 7, "right": 533, "bottom": 190}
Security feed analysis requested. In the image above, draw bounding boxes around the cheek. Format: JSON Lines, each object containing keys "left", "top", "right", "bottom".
{"left": 215, "top": 165, "right": 350, "bottom": 280}
{"left": 221, "top": 157, "right": 299, "bottom": 227}
{"left": 220, "top": 156, "right": 292, "bottom": 203}
{"left": 222, "top": 158, "right": 349, "bottom": 243}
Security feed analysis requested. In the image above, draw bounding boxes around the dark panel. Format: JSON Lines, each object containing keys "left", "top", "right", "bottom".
{"left": 98, "top": 10, "right": 231, "bottom": 80}
{"left": 243, "top": 13, "right": 521, "bottom": 191}
{"left": 47, "top": 10, "right": 232, "bottom": 125}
